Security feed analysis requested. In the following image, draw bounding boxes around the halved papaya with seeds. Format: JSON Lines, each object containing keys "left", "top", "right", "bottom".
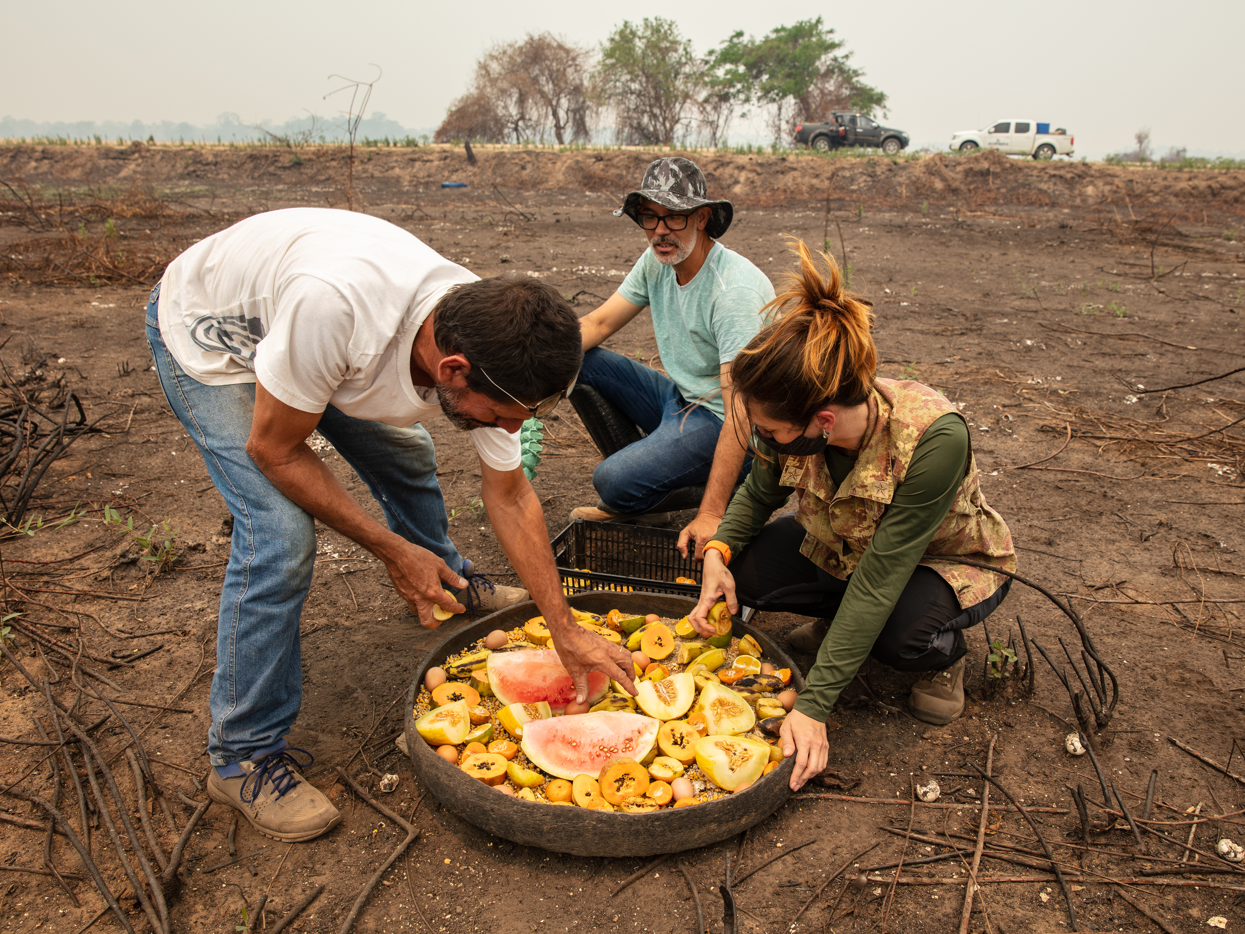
{"left": 646, "top": 780, "right": 673, "bottom": 806}
{"left": 619, "top": 798, "right": 659, "bottom": 813}
{"left": 598, "top": 757, "right": 649, "bottom": 805}
{"left": 546, "top": 778, "right": 573, "bottom": 803}
{"left": 572, "top": 774, "right": 604, "bottom": 808}
{"left": 657, "top": 720, "right": 700, "bottom": 766}
{"left": 459, "top": 752, "right": 509, "bottom": 786}
{"left": 487, "top": 739, "right": 519, "bottom": 760}
{"left": 640, "top": 623, "right": 675, "bottom": 660}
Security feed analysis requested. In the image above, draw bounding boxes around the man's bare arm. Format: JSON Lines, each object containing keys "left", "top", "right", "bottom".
{"left": 478, "top": 460, "right": 636, "bottom": 700}
{"left": 579, "top": 291, "right": 645, "bottom": 351}
{"left": 678, "top": 364, "right": 750, "bottom": 559}
{"left": 247, "top": 381, "right": 467, "bottom": 626}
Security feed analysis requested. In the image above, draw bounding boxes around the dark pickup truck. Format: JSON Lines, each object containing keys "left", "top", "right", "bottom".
{"left": 794, "top": 112, "right": 910, "bottom": 155}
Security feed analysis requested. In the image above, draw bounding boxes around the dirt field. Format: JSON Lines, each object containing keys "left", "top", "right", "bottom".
{"left": 0, "top": 143, "right": 1243, "bottom": 934}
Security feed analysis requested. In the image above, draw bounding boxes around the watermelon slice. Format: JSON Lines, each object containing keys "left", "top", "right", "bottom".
{"left": 522, "top": 711, "right": 660, "bottom": 781}
{"left": 486, "top": 649, "right": 610, "bottom": 714}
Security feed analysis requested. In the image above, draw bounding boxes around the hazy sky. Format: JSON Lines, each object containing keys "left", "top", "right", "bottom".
{"left": 5, "top": 0, "right": 1241, "bottom": 158}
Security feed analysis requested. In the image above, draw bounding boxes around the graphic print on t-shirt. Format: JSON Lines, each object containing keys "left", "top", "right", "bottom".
{"left": 189, "top": 312, "right": 268, "bottom": 361}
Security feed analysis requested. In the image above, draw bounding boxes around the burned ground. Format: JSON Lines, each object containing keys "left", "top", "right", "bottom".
{"left": 0, "top": 144, "right": 1243, "bottom": 933}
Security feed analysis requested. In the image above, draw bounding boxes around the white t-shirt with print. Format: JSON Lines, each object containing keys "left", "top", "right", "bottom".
{"left": 158, "top": 208, "right": 520, "bottom": 471}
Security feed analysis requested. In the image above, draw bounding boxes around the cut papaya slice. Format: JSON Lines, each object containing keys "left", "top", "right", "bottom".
{"left": 657, "top": 720, "right": 700, "bottom": 766}
{"left": 431, "top": 682, "right": 480, "bottom": 707}
{"left": 572, "top": 774, "right": 603, "bottom": 808}
{"left": 459, "top": 752, "right": 509, "bottom": 786}
{"left": 598, "top": 757, "right": 650, "bottom": 805}
{"left": 640, "top": 623, "right": 675, "bottom": 660}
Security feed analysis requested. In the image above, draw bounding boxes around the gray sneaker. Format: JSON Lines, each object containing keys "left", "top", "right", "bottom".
{"left": 207, "top": 746, "right": 340, "bottom": 843}
{"left": 457, "top": 560, "right": 529, "bottom": 615}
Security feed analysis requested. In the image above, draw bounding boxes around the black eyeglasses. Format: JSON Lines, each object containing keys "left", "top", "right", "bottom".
{"left": 477, "top": 365, "right": 578, "bottom": 420}
{"left": 634, "top": 211, "right": 694, "bottom": 231}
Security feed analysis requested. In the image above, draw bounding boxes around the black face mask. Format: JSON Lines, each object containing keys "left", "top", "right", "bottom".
{"left": 755, "top": 429, "right": 827, "bottom": 457}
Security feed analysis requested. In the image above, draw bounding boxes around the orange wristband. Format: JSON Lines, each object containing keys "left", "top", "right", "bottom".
{"left": 702, "top": 540, "right": 732, "bottom": 566}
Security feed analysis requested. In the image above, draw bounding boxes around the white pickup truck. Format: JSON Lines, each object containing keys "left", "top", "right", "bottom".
{"left": 949, "top": 120, "right": 1074, "bottom": 160}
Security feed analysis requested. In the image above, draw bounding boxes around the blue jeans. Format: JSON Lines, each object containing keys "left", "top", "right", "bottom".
{"left": 145, "top": 285, "right": 462, "bottom": 766}
{"left": 577, "top": 348, "right": 749, "bottom": 513}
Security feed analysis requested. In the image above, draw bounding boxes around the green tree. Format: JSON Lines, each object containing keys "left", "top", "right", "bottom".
{"left": 595, "top": 18, "right": 700, "bottom": 146}
{"left": 713, "top": 18, "right": 886, "bottom": 143}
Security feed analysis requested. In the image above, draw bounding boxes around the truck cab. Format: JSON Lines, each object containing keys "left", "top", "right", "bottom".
{"left": 950, "top": 119, "right": 1074, "bottom": 160}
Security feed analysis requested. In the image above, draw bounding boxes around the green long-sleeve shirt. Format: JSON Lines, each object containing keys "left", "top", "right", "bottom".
{"left": 714, "top": 413, "right": 969, "bottom": 721}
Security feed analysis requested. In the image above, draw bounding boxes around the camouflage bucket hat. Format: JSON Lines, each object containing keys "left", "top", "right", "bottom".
{"left": 614, "top": 157, "right": 734, "bottom": 239}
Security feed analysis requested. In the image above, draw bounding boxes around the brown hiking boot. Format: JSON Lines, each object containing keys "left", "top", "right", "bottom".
{"left": 207, "top": 746, "right": 340, "bottom": 843}
{"left": 457, "top": 560, "right": 528, "bottom": 615}
{"left": 909, "top": 657, "right": 967, "bottom": 726}
{"left": 786, "top": 618, "right": 831, "bottom": 654}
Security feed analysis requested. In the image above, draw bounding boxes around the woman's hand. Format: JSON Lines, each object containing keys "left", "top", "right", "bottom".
{"left": 779, "top": 709, "right": 830, "bottom": 791}
{"left": 688, "top": 549, "right": 737, "bottom": 638}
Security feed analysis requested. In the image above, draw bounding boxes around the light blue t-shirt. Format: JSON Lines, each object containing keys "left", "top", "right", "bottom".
{"left": 618, "top": 242, "right": 774, "bottom": 420}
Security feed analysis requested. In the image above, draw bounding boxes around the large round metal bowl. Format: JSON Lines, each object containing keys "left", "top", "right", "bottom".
{"left": 404, "top": 592, "right": 804, "bottom": 857}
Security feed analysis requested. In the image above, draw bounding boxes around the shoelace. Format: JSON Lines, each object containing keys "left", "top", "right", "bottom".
{"left": 458, "top": 572, "right": 498, "bottom": 615}
{"left": 240, "top": 747, "right": 314, "bottom": 804}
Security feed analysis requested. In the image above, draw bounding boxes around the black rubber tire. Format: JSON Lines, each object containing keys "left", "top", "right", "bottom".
{"left": 882, "top": 137, "right": 903, "bottom": 156}
{"left": 958, "top": 140, "right": 980, "bottom": 153}
{"left": 811, "top": 135, "right": 833, "bottom": 152}
{"left": 568, "top": 385, "right": 643, "bottom": 458}
{"left": 1034, "top": 143, "right": 1056, "bottom": 161}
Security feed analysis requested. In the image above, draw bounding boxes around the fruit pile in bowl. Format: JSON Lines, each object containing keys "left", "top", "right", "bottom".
{"left": 410, "top": 604, "right": 800, "bottom": 811}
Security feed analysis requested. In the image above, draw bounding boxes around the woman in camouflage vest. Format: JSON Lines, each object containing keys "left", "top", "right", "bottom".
{"left": 688, "top": 240, "right": 1016, "bottom": 791}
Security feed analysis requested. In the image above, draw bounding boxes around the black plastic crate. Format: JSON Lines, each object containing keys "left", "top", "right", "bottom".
{"left": 551, "top": 519, "right": 701, "bottom": 597}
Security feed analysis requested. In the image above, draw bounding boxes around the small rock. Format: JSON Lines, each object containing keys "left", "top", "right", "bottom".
{"left": 1217, "top": 838, "right": 1244, "bottom": 862}
{"left": 916, "top": 780, "right": 940, "bottom": 803}
{"left": 1065, "top": 733, "right": 1086, "bottom": 756}
{"left": 378, "top": 773, "right": 400, "bottom": 793}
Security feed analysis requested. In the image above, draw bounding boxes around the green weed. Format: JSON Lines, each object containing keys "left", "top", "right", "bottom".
{"left": 449, "top": 497, "right": 484, "bottom": 522}
{"left": 919, "top": 201, "right": 929, "bottom": 216}
{"left": 987, "top": 640, "right": 1018, "bottom": 679}
{"left": 103, "top": 506, "right": 179, "bottom": 574}
{"left": 1226, "top": 229, "right": 1238, "bottom": 242}
{"left": 3, "top": 503, "right": 85, "bottom": 539}
{"left": 103, "top": 218, "right": 117, "bottom": 238}
{"left": 1108, "top": 300, "right": 1128, "bottom": 317}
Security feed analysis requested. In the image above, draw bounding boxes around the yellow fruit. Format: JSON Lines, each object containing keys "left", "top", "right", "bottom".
{"left": 488, "top": 739, "right": 519, "bottom": 760}
{"left": 648, "top": 756, "right": 685, "bottom": 782}
{"left": 599, "top": 757, "right": 650, "bottom": 805}
{"left": 731, "top": 655, "right": 762, "bottom": 675}
{"left": 583, "top": 797, "right": 615, "bottom": 813}
{"left": 676, "top": 642, "right": 706, "bottom": 665}
{"left": 674, "top": 576, "right": 698, "bottom": 586}
{"left": 524, "top": 617, "right": 552, "bottom": 645}
{"left": 468, "top": 669, "right": 493, "bottom": 698}
{"left": 692, "top": 682, "right": 755, "bottom": 735}
{"left": 672, "top": 797, "right": 698, "bottom": 808}
{"left": 516, "top": 787, "right": 538, "bottom": 802}
{"left": 467, "top": 705, "right": 491, "bottom": 726}
{"left": 706, "top": 602, "right": 734, "bottom": 647}
{"left": 572, "top": 774, "right": 604, "bottom": 808}
{"left": 460, "top": 752, "right": 509, "bottom": 786}
{"left": 546, "top": 779, "right": 573, "bottom": 803}
{"left": 497, "top": 701, "right": 552, "bottom": 740}
{"left": 640, "top": 624, "right": 675, "bottom": 660}
{"left": 444, "top": 651, "right": 491, "bottom": 679}
{"left": 695, "top": 648, "right": 727, "bottom": 672}
{"left": 432, "top": 682, "right": 480, "bottom": 707}
{"left": 768, "top": 743, "right": 785, "bottom": 763}
{"left": 694, "top": 735, "right": 769, "bottom": 791}
{"left": 674, "top": 617, "right": 696, "bottom": 637}
{"left": 647, "top": 780, "right": 674, "bottom": 806}
{"left": 507, "top": 761, "right": 545, "bottom": 789}
{"left": 635, "top": 672, "right": 695, "bottom": 721}
{"left": 432, "top": 590, "right": 461, "bottom": 622}
{"left": 686, "top": 712, "right": 709, "bottom": 736}
{"left": 463, "top": 741, "right": 488, "bottom": 757}
{"left": 738, "top": 634, "right": 763, "bottom": 658}
{"left": 642, "top": 662, "right": 670, "bottom": 682}
{"left": 415, "top": 700, "right": 470, "bottom": 746}
{"left": 619, "top": 798, "right": 659, "bottom": 813}
{"left": 589, "top": 693, "right": 637, "bottom": 713}
{"left": 657, "top": 720, "right": 700, "bottom": 766}
{"left": 463, "top": 722, "right": 494, "bottom": 745}
{"left": 763, "top": 761, "right": 781, "bottom": 775}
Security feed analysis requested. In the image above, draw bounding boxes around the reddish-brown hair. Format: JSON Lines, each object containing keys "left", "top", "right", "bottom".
{"left": 731, "top": 239, "right": 876, "bottom": 428}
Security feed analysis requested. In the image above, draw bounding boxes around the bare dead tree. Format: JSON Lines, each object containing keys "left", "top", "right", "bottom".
{"left": 325, "top": 66, "right": 381, "bottom": 210}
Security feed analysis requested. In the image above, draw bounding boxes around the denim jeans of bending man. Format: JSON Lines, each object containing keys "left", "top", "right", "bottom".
{"left": 576, "top": 347, "right": 750, "bottom": 513}
{"left": 146, "top": 290, "right": 462, "bottom": 767}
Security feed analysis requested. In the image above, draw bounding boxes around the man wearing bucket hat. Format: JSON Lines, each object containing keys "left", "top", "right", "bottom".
{"left": 572, "top": 157, "right": 774, "bottom": 558}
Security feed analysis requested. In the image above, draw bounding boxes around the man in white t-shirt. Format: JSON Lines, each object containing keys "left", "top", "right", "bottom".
{"left": 146, "top": 208, "right": 635, "bottom": 843}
